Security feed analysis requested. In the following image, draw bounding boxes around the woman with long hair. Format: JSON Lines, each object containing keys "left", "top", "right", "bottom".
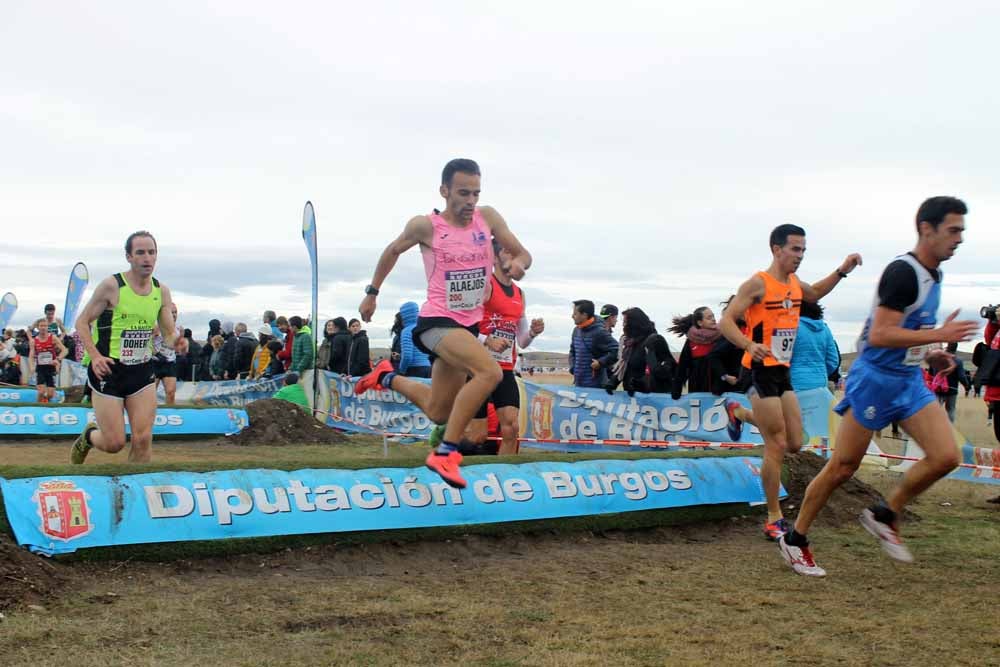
{"left": 605, "top": 307, "right": 675, "bottom": 395}
{"left": 669, "top": 306, "right": 736, "bottom": 399}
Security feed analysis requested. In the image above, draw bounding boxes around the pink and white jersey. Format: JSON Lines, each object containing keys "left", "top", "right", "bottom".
{"left": 419, "top": 208, "right": 494, "bottom": 326}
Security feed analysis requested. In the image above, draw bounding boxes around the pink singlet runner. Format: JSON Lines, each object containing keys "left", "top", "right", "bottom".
{"left": 419, "top": 208, "right": 494, "bottom": 327}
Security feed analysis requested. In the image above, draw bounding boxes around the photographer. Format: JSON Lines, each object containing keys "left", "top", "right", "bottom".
{"left": 978, "top": 305, "right": 1000, "bottom": 442}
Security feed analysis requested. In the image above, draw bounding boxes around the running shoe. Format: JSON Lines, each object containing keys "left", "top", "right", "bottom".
{"left": 425, "top": 450, "right": 466, "bottom": 489}
{"left": 428, "top": 423, "right": 446, "bottom": 450}
{"left": 763, "top": 517, "right": 790, "bottom": 541}
{"left": 725, "top": 401, "right": 743, "bottom": 442}
{"left": 71, "top": 422, "right": 98, "bottom": 465}
{"left": 353, "top": 359, "right": 394, "bottom": 395}
{"left": 859, "top": 508, "right": 913, "bottom": 563}
{"left": 778, "top": 534, "right": 826, "bottom": 577}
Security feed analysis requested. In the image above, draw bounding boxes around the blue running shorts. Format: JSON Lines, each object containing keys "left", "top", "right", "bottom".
{"left": 834, "top": 360, "right": 936, "bottom": 431}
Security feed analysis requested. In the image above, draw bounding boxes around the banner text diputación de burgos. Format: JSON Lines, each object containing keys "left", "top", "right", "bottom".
{"left": 144, "top": 469, "right": 694, "bottom": 526}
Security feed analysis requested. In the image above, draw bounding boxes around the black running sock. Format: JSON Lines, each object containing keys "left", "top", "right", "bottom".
{"left": 871, "top": 502, "right": 897, "bottom": 525}
{"left": 84, "top": 427, "right": 94, "bottom": 446}
{"left": 785, "top": 529, "right": 808, "bottom": 547}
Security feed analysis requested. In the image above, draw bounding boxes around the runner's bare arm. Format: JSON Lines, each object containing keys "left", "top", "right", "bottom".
{"left": 54, "top": 336, "right": 68, "bottom": 360}
{"left": 720, "top": 275, "right": 763, "bottom": 350}
{"left": 158, "top": 285, "right": 177, "bottom": 347}
{"left": 75, "top": 277, "right": 118, "bottom": 376}
{"left": 481, "top": 207, "right": 531, "bottom": 280}
{"left": 868, "top": 307, "right": 978, "bottom": 348}
{"left": 359, "top": 216, "right": 432, "bottom": 322}
{"left": 801, "top": 253, "right": 863, "bottom": 301}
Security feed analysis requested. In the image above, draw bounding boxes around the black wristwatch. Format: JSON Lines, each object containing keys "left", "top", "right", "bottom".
{"left": 364, "top": 284, "right": 379, "bottom": 296}
{"left": 836, "top": 270, "right": 849, "bottom": 279}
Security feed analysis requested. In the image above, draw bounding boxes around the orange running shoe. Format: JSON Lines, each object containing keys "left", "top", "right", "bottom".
{"left": 763, "top": 517, "right": 789, "bottom": 541}
{"left": 353, "top": 359, "right": 394, "bottom": 395}
{"left": 425, "top": 450, "right": 466, "bottom": 489}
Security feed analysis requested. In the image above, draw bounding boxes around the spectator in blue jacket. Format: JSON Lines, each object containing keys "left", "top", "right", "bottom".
{"left": 399, "top": 301, "right": 432, "bottom": 378}
{"left": 790, "top": 300, "right": 841, "bottom": 392}
{"left": 569, "top": 299, "right": 618, "bottom": 388}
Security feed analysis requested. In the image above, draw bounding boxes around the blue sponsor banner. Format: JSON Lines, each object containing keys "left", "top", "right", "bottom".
{"left": 0, "top": 388, "right": 65, "bottom": 404}
{"left": 316, "top": 375, "right": 839, "bottom": 443}
{"left": 952, "top": 444, "right": 1000, "bottom": 486}
{"left": 1, "top": 455, "right": 775, "bottom": 555}
{"left": 0, "top": 292, "right": 16, "bottom": 330}
{"left": 168, "top": 375, "right": 284, "bottom": 407}
{"left": 63, "top": 262, "right": 89, "bottom": 328}
{"left": 0, "top": 406, "right": 247, "bottom": 437}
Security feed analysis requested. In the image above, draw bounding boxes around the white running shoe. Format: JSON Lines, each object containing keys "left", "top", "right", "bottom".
{"left": 778, "top": 535, "right": 827, "bottom": 577}
{"left": 859, "top": 508, "right": 914, "bottom": 563}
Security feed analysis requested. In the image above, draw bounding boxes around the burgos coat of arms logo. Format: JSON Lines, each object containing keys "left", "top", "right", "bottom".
{"left": 33, "top": 480, "right": 93, "bottom": 542}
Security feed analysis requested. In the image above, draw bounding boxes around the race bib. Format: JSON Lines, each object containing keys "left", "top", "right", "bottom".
{"left": 903, "top": 325, "right": 935, "bottom": 366}
{"left": 119, "top": 329, "right": 153, "bottom": 366}
{"left": 488, "top": 328, "right": 517, "bottom": 363}
{"left": 771, "top": 328, "right": 796, "bottom": 364}
{"left": 445, "top": 268, "right": 487, "bottom": 311}
{"left": 37, "top": 351, "right": 53, "bottom": 365}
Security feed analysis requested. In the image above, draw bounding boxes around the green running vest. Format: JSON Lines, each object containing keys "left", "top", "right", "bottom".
{"left": 91, "top": 273, "right": 162, "bottom": 365}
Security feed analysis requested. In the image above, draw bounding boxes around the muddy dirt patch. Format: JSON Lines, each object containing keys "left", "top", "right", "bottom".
{"left": 0, "top": 534, "right": 67, "bottom": 611}
{"left": 217, "top": 399, "right": 347, "bottom": 446}
{"left": 783, "top": 451, "right": 918, "bottom": 526}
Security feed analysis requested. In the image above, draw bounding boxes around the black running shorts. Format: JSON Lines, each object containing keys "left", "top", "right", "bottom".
{"left": 475, "top": 369, "right": 520, "bottom": 418}
{"left": 35, "top": 365, "right": 57, "bottom": 388}
{"left": 87, "top": 361, "right": 156, "bottom": 400}
{"left": 749, "top": 365, "right": 794, "bottom": 399}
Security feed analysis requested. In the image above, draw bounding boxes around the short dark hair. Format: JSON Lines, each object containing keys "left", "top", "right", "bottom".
{"left": 800, "top": 300, "right": 824, "bottom": 320}
{"left": 573, "top": 300, "right": 595, "bottom": 318}
{"left": 125, "top": 230, "right": 157, "bottom": 254}
{"left": 441, "top": 158, "right": 481, "bottom": 187}
{"left": 266, "top": 340, "right": 283, "bottom": 353}
{"left": 288, "top": 315, "right": 303, "bottom": 329}
{"left": 44, "top": 303, "right": 55, "bottom": 312}
{"left": 349, "top": 318, "right": 360, "bottom": 327}
{"left": 285, "top": 372, "right": 299, "bottom": 386}
{"left": 333, "top": 317, "right": 348, "bottom": 330}
{"left": 915, "top": 196, "right": 967, "bottom": 232}
{"left": 769, "top": 224, "right": 805, "bottom": 250}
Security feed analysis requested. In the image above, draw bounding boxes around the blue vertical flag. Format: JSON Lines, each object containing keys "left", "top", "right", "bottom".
{"left": 63, "top": 262, "right": 89, "bottom": 330}
{"left": 0, "top": 292, "right": 17, "bottom": 331}
{"left": 302, "top": 202, "right": 319, "bottom": 406}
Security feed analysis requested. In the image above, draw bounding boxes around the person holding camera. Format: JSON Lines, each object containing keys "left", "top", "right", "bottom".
{"left": 977, "top": 305, "right": 1000, "bottom": 442}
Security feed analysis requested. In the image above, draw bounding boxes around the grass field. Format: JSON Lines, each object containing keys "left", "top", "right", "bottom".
{"left": 0, "top": 382, "right": 997, "bottom": 666}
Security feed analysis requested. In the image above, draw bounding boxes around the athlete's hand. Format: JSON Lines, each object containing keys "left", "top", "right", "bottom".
{"left": 937, "top": 309, "right": 979, "bottom": 343}
{"left": 90, "top": 353, "right": 115, "bottom": 379}
{"left": 746, "top": 342, "right": 772, "bottom": 363}
{"left": 926, "top": 349, "right": 956, "bottom": 376}
{"left": 530, "top": 318, "right": 545, "bottom": 336}
{"left": 507, "top": 258, "right": 527, "bottom": 281}
{"left": 485, "top": 336, "right": 511, "bottom": 353}
{"left": 590, "top": 359, "right": 601, "bottom": 373}
{"left": 839, "top": 253, "right": 863, "bottom": 275}
{"left": 359, "top": 295, "right": 377, "bottom": 323}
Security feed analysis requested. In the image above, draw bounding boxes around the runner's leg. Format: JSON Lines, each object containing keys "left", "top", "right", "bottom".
{"left": 389, "top": 359, "right": 467, "bottom": 425}
{"left": 88, "top": 392, "right": 128, "bottom": 454}
{"left": 750, "top": 394, "right": 788, "bottom": 523}
{"left": 889, "top": 401, "right": 960, "bottom": 514}
{"left": 780, "top": 391, "right": 804, "bottom": 453}
{"left": 162, "top": 376, "right": 177, "bottom": 405}
{"left": 496, "top": 405, "right": 519, "bottom": 455}
{"left": 433, "top": 330, "right": 502, "bottom": 443}
{"left": 124, "top": 384, "right": 158, "bottom": 463}
{"left": 793, "top": 408, "right": 872, "bottom": 535}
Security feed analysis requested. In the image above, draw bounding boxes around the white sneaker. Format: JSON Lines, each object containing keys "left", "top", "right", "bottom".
{"left": 859, "top": 508, "right": 914, "bottom": 563}
{"left": 778, "top": 535, "right": 827, "bottom": 577}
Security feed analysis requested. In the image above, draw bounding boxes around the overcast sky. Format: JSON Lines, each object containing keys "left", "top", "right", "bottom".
{"left": 2, "top": 2, "right": 999, "bottom": 355}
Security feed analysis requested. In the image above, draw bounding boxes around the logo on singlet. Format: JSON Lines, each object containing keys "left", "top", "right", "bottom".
{"left": 472, "top": 230, "right": 488, "bottom": 246}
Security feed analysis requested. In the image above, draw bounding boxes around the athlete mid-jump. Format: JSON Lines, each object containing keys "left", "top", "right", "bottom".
{"left": 356, "top": 159, "right": 532, "bottom": 488}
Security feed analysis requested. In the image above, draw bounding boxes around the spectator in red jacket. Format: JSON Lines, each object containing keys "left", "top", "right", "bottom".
{"left": 275, "top": 315, "right": 295, "bottom": 371}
